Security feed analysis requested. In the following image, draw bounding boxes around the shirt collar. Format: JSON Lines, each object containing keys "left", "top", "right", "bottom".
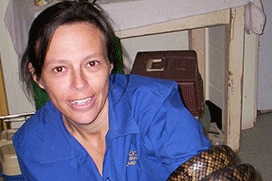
{"left": 107, "top": 74, "right": 140, "bottom": 140}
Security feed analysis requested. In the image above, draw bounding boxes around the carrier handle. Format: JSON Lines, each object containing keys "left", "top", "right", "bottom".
{"left": 145, "top": 58, "right": 165, "bottom": 72}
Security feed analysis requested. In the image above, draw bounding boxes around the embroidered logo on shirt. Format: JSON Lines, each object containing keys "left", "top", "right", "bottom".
{"left": 126, "top": 150, "right": 138, "bottom": 166}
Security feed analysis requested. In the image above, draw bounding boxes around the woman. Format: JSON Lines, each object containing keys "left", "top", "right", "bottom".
{"left": 13, "top": 1, "right": 211, "bottom": 180}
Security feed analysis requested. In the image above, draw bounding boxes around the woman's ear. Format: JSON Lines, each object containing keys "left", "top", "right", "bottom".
{"left": 110, "top": 63, "right": 114, "bottom": 74}
{"left": 28, "top": 62, "right": 36, "bottom": 80}
{"left": 28, "top": 62, "right": 45, "bottom": 89}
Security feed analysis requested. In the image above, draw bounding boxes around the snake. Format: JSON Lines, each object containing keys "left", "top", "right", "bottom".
{"left": 167, "top": 145, "right": 256, "bottom": 181}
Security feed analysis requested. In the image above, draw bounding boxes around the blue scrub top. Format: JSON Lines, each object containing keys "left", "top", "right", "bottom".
{"left": 13, "top": 74, "right": 211, "bottom": 181}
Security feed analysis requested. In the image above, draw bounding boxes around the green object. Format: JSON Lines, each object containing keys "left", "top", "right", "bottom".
{"left": 32, "top": 80, "right": 49, "bottom": 110}
{"left": 33, "top": 36, "right": 123, "bottom": 110}
{"left": 112, "top": 36, "right": 124, "bottom": 74}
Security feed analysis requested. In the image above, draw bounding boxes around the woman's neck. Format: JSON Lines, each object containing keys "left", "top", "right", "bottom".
{"left": 63, "top": 99, "right": 109, "bottom": 175}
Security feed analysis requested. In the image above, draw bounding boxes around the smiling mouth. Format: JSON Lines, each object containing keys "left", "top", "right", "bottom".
{"left": 70, "top": 97, "right": 92, "bottom": 105}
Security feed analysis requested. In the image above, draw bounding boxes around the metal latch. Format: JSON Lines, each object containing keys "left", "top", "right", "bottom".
{"left": 145, "top": 58, "right": 165, "bottom": 72}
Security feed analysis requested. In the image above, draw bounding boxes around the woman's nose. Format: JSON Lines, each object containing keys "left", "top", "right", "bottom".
{"left": 71, "top": 71, "right": 88, "bottom": 91}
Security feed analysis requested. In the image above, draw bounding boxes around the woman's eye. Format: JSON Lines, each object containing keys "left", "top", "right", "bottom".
{"left": 87, "top": 61, "right": 98, "bottom": 67}
{"left": 53, "top": 66, "right": 65, "bottom": 72}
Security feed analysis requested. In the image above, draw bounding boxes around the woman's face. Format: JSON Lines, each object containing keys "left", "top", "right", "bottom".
{"left": 36, "top": 23, "right": 112, "bottom": 126}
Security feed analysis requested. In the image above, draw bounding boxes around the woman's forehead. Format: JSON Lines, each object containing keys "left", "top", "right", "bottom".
{"left": 44, "top": 23, "right": 108, "bottom": 63}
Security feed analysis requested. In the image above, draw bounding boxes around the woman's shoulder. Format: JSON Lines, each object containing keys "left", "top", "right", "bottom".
{"left": 12, "top": 101, "right": 73, "bottom": 162}
{"left": 109, "top": 74, "right": 181, "bottom": 113}
{"left": 12, "top": 101, "right": 62, "bottom": 145}
{"left": 113, "top": 73, "right": 175, "bottom": 84}
{"left": 111, "top": 74, "right": 178, "bottom": 95}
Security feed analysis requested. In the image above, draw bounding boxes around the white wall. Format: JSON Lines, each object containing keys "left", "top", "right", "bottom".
{"left": 257, "top": 0, "right": 272, "bottom": 112}
{"left": 0, "top": 1, "right": 35, "bottom": 114}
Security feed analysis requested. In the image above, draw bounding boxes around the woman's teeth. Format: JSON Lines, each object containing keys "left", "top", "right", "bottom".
{"left": 71, "top": 97, "right": 91, "bottom": 105}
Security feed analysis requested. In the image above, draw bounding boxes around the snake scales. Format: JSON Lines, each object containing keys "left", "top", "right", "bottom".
{"left": 167, "top": 145, "right": 256, "bottom": 181}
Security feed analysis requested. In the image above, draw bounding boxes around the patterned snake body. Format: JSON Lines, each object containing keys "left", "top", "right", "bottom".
{"left": 167, "top": 145, "right": 256, "bottom": 181}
